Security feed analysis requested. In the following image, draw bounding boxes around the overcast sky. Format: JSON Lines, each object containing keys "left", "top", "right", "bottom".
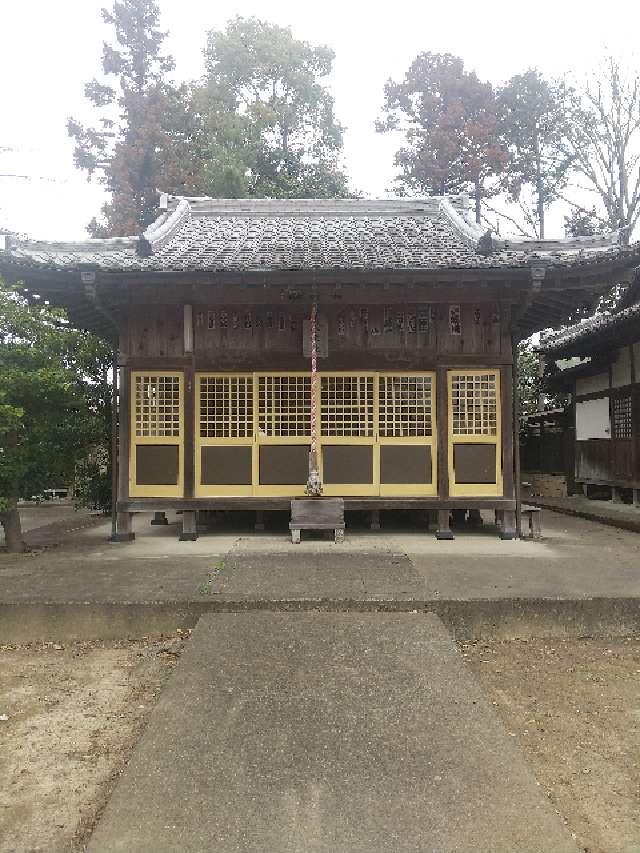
{"left": 1, "top": 0, "right": 638, "bottom": 239}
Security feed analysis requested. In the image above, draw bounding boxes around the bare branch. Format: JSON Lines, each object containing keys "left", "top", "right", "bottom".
{"left": 483, "top": 201, "right": 536, "bottom": 239}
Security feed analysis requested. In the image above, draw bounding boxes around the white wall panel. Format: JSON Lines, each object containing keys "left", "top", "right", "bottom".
{"left": 576, "top": 397, "right": 610, "bottom": 440}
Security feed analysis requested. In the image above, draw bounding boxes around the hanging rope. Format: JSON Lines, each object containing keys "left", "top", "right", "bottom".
{"left": 306, "top": 301, "right": 322, "bottom": 496}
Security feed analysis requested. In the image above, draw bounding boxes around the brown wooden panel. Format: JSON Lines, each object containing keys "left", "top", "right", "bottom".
{"left": 380, "top": 445, "right": 432, "bottom": 484}
{"left": 290, "top": 498, "right": 345, "bottom": 529}
{"left": 201, "top": 446, "right": 252, "bottom": 486}
{"left": 612, "top": 439, "right": 633, "bottom": 481}
{"left": 259, "top": 445, "right": 310, "bottom": 485}
{"left": 128, "top": 305, "right": 183, "bottom": 358}
{"left": 323, "top": 445, "right": 373, "bottom": 484}
{"left": 575, "top": 439, "right": 612, "bottom": 482}
{"left": 136, "top": 445, "right": 179, "bottom": 485}
{"left": 453, "top": 444, "right": 496, "bottom": 484}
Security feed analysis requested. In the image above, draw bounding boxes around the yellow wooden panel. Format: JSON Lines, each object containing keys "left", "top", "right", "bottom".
{"left": 377, "top": 372, "right": 437, "bottom": 496}
{"left": 195, "top": 374, "right": 254, "bottom": 497}
{"left": 447, "top": 369, "right": 502, "bottom": 497}
{"left": 130, "top": 372, "right": 184, "bottom": 498}
{"left": 185, "top": 370, "right": 445, "bottom": 499}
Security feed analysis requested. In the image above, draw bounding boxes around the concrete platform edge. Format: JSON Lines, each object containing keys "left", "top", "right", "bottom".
{"left": 527, "top": 497, "right": 640, "bottom": 534}
{"left": 2, "top": 596, "right": 640, "bottom": 643}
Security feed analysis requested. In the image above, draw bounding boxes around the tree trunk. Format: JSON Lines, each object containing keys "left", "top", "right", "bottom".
{"left": 618, "top": 144, "right": 629, "bottom": 245}
{"left": 534, "top": 129, "right": 545, "bottom": 239}
{"left": 0, "top": 504, "right": 26, "bottom": 553}
{"left": 474, "top": 180, "right": 482, "bottom": 224}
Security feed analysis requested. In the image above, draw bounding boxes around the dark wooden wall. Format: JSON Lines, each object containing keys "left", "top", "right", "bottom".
{"left": 125, "top": 300, "right": 512, "bottom": 370}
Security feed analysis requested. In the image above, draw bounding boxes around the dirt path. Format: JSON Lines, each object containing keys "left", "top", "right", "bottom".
{"left": 461, "top": 637, "right": 640, "bottom": 853}
{"left": 0, "top": 636, "right": 186, "bottom": 852}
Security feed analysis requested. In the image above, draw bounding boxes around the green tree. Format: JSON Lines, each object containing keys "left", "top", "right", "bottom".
{"left": 497, "top": 70, "right": 572, "bottom": 239}
{"left": 377, "top": 53, "right": 508, "bottom": 222}
{"left": 517, "top": 340, "right": 545, "bottom": 417}
{"left": 191, "top": 17, "right": 350, "bottom": 198}
{"left": 0, "top": 281, "right": 112, "bottom": 552}
{"left": 67, "top": 0, "right": 188, "bottom": 236}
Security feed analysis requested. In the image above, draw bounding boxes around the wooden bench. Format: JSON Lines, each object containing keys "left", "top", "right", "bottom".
{"left": 521, "top": 505, "right": 542, "bottom": 539}
{"left": 290, "top": 498, "right": 345, "bottom": 544}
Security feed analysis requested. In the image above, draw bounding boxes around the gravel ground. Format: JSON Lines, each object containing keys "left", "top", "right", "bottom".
{"left": 2, "top": 632, "right": 638, "bottom": 852}
{"left": 461, "top": 636, "right": 640, "bottom": 853}
{"left": 0, "top": 635, "right": 187, "bottom": 852}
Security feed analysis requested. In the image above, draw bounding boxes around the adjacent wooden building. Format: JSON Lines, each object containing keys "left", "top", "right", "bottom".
{"left": 541, "top": 284, "right": 640, "bottom": 504}
{"left": 2, "top": 196, "right": 638, "bottom": 539}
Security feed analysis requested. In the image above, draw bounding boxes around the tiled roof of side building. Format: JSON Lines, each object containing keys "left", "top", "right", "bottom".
{"left": 540, "top": 299, "right": 640, "bottom": 354}
{"left": 1, "top": 195, "right": 637, "bottom": 275}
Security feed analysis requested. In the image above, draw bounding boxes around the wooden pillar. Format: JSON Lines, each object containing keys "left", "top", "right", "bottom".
{"left": 370, "top": 509, "right": 381, "bottom": 531}
{"left": 114, "top": 511, "right": 135, "bottom": 540}
{"left": 611, "top": 486, "right": 622, "bottom": 503}
{"left": 500, "top": 510, "right": 517, "bottom": 540}
{"left": 502, "top": 357, "right": 516, "bottom": 519}
{"left": 110, "top": 348, "right": 118, "bottom": 541}
{"left": 112, "top": 361, "right": 135, "bottom": 542}
{"left": 633, "top": 489, "right": 640, "bottom": 508}
{"left": 255, "top": 510, "right": 265, "bottom": 532}
{"left": 435, "top": 365, "right": 453, "bottom": 539}
{"left": 582, "top": 482, "right": 589, "bottom": 498}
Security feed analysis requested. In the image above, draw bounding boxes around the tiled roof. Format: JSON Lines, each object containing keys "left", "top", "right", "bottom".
{"left": 1, "top": 196, "right": 636, "bottom": 275}
{"left": 541, "top": 300, "right": 640, "bottom": 354}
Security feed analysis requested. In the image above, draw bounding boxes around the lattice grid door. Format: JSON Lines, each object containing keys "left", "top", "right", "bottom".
{"left": 130, "top": 372, "right": 184, "bottom": 497}
{"left": 195, "top": 374, "right": 254, "bottom": 496}
{"left": 448, "top": 370, "right": 502, "bottom": 496}
{"left": 258, "top": 374, "right": 311, "bottom": 440}
{"left": 254, "top": 373, "right": 312, "bottom": 495}
{"left": 612, "top": 394, "right": 633, "bottom": 439}
{"left": 378, "top": 373, "right": 437, "bottom": 495}
{"left": 318, "top": 374, "right": 377, "bottom": 496}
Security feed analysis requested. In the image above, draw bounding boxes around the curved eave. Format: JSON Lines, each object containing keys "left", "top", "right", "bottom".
{"left": 2, "top": 246, "right": 638, "bottom": 343}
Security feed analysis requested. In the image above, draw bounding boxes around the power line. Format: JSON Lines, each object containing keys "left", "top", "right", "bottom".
{"left": 0, "top": 173, "right": 71, "bottom": 184}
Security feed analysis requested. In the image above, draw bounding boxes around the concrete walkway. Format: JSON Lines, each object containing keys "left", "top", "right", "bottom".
{"left": 1, "top": 509, "right": 639, "bottom": 605}
{"left": 87, "top": 612, "right": 578, "bottom": 853}
{"left": 528, "top": 494, "right": 640, "bottom": 534}
{"left": 0, "top": 503, "right": 101, "bottom": 548}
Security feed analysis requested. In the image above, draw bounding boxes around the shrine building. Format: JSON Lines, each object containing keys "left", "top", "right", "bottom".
{"left": 541, "top": 280, "right": 640, "bottom": 504}
{"left": 2, "top": 196, "right": 638, "bottom": 540}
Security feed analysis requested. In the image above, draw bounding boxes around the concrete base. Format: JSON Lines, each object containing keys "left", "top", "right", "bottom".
{"left": 179, "top": 510, "right": 198, "bottom": 541}
{"left": 435, "top": 529, "right": 455, "bottom": 540}
{"left": 87, "top": 613, "right": 577, "bottom": 853}
{"left": 109, "top": 532, "right": 135, "bottom": 543}
{"left": 435, "top": 508, "right": 454, "bottom": 540}
{"left": 500, "top": 510, "right": 517, "bottom": 540}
